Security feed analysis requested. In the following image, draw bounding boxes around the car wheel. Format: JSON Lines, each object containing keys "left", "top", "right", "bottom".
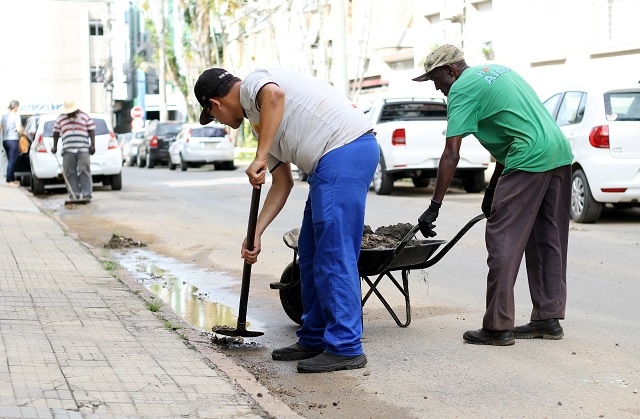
{"left": 180, "top": 155, "right": 188, "bottom": 171}
{"left": 168, "top": 161, "right": 177, "bottom": 170}
{"left": 110, "top": 173, "right": 122, "bottom": 190}
{"left": 462, "top": 170, "right": 486, "bottom": 193}
{"left": 412, "top": 177, "right": 430, "bottom": 188}
{"left": 126, "top": 156, "right": 135, "bottom": 167}
{"left": 372, "top": 153, "right": 394, "bottom": 195}
{"left": 570, "top": 169, "right": 603, "bottom": 223}
{"left": 298, "top": 169, "right": 308, "bottom": 181}
{"left": 221, "top": 161, "right": 236, "bottom": 171}
{"left": 19, "top": 175, "right": 31, "bottom": 187}
{"left": 146, "top": 151, "right": 155, "bottom": 169}
{"left": 136, "top": 153, "right": 145, "bottom": 168}
{"left": 31, "top": 174, "right": 45, "bottom": 195}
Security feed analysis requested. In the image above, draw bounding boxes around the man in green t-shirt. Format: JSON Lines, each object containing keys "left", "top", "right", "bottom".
{"left": 413, "top": 44, "right": 574, "bottom": 346}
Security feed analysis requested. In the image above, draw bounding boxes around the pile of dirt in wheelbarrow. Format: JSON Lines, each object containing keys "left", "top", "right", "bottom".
{"left": 361, "top": 223, "right": 420, "bottom": 249}
{"left": 103, "top": 234, "right": 148, "bottom": 249}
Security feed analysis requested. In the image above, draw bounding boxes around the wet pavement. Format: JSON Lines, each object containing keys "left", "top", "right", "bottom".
{"left": 0, "top": 182, "right": 299, "bottom": 418}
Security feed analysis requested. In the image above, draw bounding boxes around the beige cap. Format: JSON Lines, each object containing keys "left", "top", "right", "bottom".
{"left": 413, "top": 44, "right": 465, "bottom": 82}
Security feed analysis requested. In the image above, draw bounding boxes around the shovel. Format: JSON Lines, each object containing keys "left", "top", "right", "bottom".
{"left": 212, "top": 185, "right": 264, "bottom": 338}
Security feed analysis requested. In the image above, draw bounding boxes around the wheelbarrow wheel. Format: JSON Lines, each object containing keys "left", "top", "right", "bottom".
{"left": 279, "top": 262, "right": 303, "bottom": 326}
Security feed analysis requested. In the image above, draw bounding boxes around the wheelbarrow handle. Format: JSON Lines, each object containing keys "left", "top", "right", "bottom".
{"left": 421, "top": 213, "right": 486, "bottom": 269}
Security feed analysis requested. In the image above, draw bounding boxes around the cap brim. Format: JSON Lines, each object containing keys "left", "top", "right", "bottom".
{"left": 412, "top": 73, "right": 431, "bottom": 82}
{"left": 199, "top": 108, "right": 214, "bottom": 125}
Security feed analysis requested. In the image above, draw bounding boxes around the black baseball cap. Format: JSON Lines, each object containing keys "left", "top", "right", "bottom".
{"left": 194, "top": 68, "right": 235, "bottom": 125}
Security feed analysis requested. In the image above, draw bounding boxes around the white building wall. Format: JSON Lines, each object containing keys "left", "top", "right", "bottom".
{"left": 0, "top": 0, "right": 110, "bottom": 117}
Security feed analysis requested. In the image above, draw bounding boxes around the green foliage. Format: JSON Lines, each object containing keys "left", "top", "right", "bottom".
{"left": 146, "top": 301, "right": 161, "bottom": 312}
{"left": 102, "top": 260, "right": 120, "bottom": 271}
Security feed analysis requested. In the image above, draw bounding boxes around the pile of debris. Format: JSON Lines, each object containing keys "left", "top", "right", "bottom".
{"left": 361, "top": 223, "right": 420, "bottom": 249}
{"left": 104, "top": 234, "right": 148, "bottom": 249}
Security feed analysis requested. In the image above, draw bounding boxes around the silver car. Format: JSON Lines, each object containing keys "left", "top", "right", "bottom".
{"left": 168, "top": 122, "right": 235, "bottom": 171}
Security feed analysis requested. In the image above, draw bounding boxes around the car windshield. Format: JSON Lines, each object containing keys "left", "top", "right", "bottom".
{"left": 134, "top": 131, "right": 145, "bottom": 138}
{"left": 192, "top": 127, "right": 226, "bottom": 137}
{"left": 605, "top": 92, "right": 640, "bottom": 121}
{"left": 42, "top": 118, "right": 109, "bottom": 136}
{"left": 157, "top": 124, "right": 181, "bottom": 135}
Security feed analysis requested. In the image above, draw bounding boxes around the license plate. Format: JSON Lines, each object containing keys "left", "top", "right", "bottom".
{"left": 202, "top": 142, "right": 219, "bottom": 148}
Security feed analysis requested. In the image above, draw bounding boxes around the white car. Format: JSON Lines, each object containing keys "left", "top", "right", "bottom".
{"left": 122, "top": 128, "right": 145, "bottom": 166}
{"left": 543, "top": 86, "right": 640, "bottom": 223}
{"left": 29, "top": 113, "right": 123, "bottom": 194}
{"left": 168, "top": 122, "right": 235, "bottom": 171}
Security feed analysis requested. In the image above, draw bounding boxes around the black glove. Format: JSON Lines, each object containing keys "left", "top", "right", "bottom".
{"left": 418, "top": 199, "right": 441, "bottom": 238}
{"left": 482, "top": 187, "right": 495, "bottom": 218}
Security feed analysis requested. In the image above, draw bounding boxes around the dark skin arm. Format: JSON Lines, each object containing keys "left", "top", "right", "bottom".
{"left": 432, "top": 135, "right": 463, "bottom": 203}
{"left": 486, "top": 160, "right": 504, "bottom": 189}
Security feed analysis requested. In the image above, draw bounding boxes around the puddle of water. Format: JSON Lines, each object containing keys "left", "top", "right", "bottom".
{"left": 113, "top": 248, "right": 263, "bottom": 334}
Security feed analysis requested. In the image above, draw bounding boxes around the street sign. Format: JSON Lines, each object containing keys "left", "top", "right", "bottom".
{"left": 130, "top": 106, "right": 144, "bottom": 119}
{"left": 131, "top": 117, "right": 145, "bottom": 129}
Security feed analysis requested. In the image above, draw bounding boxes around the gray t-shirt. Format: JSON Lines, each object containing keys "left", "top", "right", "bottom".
{"left": 1, "top": 112, "right": 22, "bottom": 140}
{"left": 239, "top": 68, "right": 373, "bottom": 174}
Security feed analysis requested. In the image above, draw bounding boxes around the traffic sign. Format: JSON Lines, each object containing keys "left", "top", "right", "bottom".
{"left": 131, "top": 117, "right": 145, "bottom": 129}
{"left": 130, "top": 106, "right": 144, "bottom": 119}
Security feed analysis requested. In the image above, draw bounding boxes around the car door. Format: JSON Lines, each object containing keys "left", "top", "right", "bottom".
{"left": 605, "top": 89, "right": 640, "bottom": 159}
{"left": 544, "top": 91, "right": 587, "bottom": 149}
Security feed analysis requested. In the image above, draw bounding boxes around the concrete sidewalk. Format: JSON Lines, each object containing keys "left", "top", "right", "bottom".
{"left": 0, "top": 183, "right": 298, "bottom": 418}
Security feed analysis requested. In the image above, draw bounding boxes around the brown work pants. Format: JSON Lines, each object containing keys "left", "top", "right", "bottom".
{"left": 483, "top": 165, "right": 571, "bottom": 331}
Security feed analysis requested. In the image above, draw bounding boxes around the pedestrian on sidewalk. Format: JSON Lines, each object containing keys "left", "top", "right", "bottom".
{"left": 412, "top": 45, "right": 573, "bottom": 346}
{"left": 1, "top": 100, "right": 24, "bottom": 185}
{"left": 51, "top": 100, "right": 96, "bottom": 200}
{"left": 195, "top": 68, "right": 377, "bottom": 373}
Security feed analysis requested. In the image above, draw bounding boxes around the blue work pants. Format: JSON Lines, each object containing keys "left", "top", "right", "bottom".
{"left": 296, "top": 133, "right": 378, "bottom": 356}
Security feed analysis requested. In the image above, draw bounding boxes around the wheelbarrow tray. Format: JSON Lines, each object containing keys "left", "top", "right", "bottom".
{"left": 358, "top": 239, "right": 446, "bottom": 276}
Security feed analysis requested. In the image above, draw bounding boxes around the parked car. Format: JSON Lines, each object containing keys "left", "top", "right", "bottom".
{"left": 29, "top": 113, "right": 123, "bottom": 194}
{"left": 136, "top": 120, "right": 182, "bottom": 168}
{"left": 543, "top": 86, "right": 640, "bottom": 223}
{"left": 362, "top": 97, "right": 490, "bottom": 195}
{"left": 121, "top": 128, "right": 145, "bottom": 166}
{"left": 168, "top": 122, "right": 235, "bottom": 171}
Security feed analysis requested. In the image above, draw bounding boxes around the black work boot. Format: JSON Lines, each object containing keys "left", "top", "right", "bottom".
{"left": 297, "top": 352, "right": 367, "bottom": 373}
{"left": 272, "top": 343, "right": 323, "bottom": 361}
{"left": 463, "top": 328, "right": 515, "bottom": 346}
{"left": 513, "top": 319, "right": 564, "bottom": 340}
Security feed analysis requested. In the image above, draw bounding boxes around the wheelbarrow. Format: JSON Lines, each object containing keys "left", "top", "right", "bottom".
{"left": 269, "top": 214, "right": 486, "bottom": 327}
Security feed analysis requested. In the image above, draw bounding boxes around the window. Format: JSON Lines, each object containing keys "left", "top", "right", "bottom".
{"left": 543, "top": 93, "right": 563, "bottom": 118}
{"left": 90, "top": 66, "right": 105, "bottom": 83}
{"left": 605, "top": 92, "right": 640, "bottom": 121}
{"left": 556, "top": 91, "right": 586, "bottom": 126}
{"left": 89, "top": 20, "right": 104, "bottom": 36}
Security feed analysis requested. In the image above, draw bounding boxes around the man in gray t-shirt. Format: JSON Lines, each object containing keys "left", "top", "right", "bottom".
{"left": 195, "top": 68, "right": 378, "bottom": 373}
{"left": 1, "top": 100, "right": 24, "bottom": 184}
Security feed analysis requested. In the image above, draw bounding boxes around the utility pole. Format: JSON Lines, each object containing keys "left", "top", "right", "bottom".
{"left": 158, "top": 0, "right": 168, "bottom": 122}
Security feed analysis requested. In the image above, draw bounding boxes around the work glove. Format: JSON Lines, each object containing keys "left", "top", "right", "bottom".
{"left": 482, "top": 187, "right": 495, "bottom": 218}
{"left": 418, "top": 199, "right": 441, "bottom": 238}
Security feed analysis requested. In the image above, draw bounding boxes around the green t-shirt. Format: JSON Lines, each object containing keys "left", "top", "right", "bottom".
{"left": 446, "top": 65, "right": 573, "bottom": 173}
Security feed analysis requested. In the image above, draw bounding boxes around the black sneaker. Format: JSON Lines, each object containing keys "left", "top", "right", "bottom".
{"left": 272, "top": 343, "right": 323, "bottom": 361}
{"left": 513, "top": 319, "right": 564, "bottom": 340}
{"left": 297, "top": 351, "right": 367, "bottom": 373}
{"left": 463, "top": 328, "right": 515, "bottom": 346}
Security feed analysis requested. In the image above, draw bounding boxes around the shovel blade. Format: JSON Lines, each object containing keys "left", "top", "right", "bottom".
{"left": 212, "top": 325, "right": 264, "bottom": 338}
